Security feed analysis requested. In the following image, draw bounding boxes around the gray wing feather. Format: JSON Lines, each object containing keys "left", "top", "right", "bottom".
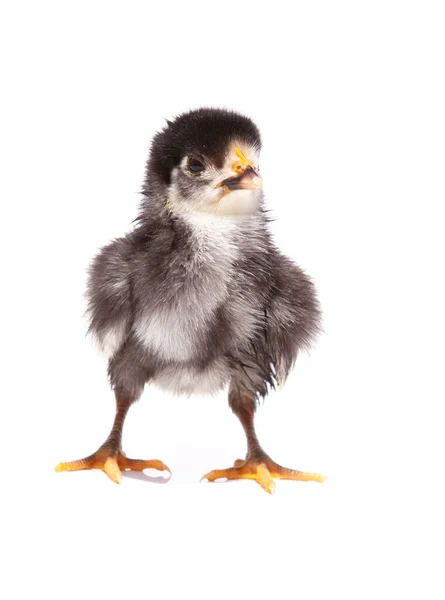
{"left": 267, "top": 254, "right": 322, "bottom": 384}
{"left": 86, "top": 237, "right": 132, "bottom": 357}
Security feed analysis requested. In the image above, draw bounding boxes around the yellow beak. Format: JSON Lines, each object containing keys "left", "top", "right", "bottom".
{"left": 216, "top": 146, "right": 262, "bottom": 195}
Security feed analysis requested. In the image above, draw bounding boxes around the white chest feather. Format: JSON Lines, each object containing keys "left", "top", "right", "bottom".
{"left": 135, "top": 214, "right": 240, "bottom": 361}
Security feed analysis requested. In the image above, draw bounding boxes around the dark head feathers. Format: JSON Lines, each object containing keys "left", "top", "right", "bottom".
{"left": 144, "top": 108, "right": 261, "bottom": 188}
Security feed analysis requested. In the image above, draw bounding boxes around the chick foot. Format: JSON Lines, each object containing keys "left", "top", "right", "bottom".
{"left": 201, "top": 454, "right": 325, "bottom": 494}
{"left": 55, "top": 449, "right": 170, "bottom": 484}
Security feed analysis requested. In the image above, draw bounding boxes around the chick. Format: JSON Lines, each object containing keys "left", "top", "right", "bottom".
{"left": 55, "top": 108, "right": 324, "bottom": 493}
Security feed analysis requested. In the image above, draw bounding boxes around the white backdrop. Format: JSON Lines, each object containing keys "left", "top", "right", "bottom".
{"left": 1, "top": 1, "right": 444, "bottom": 599}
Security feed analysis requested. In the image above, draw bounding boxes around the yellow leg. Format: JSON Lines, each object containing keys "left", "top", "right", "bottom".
{"left": 55, "top": 450, "right": 170, "bottom": 484}
{"left": 201, "top": 456, "right": 325, "bottom": 495}
{"left": 214, "top": 382, "right": 326, "bottom": 494}
{"left": 55, "top": 394, "right": 170, "bottom": 484}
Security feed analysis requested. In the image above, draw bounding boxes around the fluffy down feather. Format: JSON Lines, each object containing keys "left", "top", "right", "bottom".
{"left": 85, "top": 108, "right": 321, "bottom": 401}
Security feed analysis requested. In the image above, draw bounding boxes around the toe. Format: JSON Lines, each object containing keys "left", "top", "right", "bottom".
{"left": 119, "top": 456, "right": 171, "bottom": 474}
{"left": 201, "top": 469, "right": 225, "bottom": 482}
{"left": 269, "top": 463, "right": 326, "bottom": 482}
{"left": 201, "top": 467, "right": 238, "bottom": 482}
{"left": 255, "top": 464, "right": 275, "bottom": 494}
{"left": 103, "top": 457, "right": 122, "bottom": 484}
{"left": 54, "top": 457, "right": 94, "bottom": 472}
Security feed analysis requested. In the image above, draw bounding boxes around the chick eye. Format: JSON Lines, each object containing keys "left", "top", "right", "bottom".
{"left": 187, "top": 157, "right": 205, "bottom": 174}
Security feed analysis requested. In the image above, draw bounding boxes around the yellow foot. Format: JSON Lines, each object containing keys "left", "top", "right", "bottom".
{"left": 201, "top": 456, "right": 325, "bottom": 495}
{"left": 55, "top": 450, "right": 171, "bottom": 484}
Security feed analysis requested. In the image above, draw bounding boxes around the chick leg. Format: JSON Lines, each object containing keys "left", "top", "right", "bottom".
{"left": 55, "top": 394, "right": 170, "bottom": 484}
{"left": 201, "top": 383, "right": 324, "bottom": 494}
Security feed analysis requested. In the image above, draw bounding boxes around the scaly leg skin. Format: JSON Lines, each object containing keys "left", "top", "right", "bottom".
{"left": 55, "top": 394, "right": 170, "bottom": 484}
{"left": 201, "top": 383, "right": 325, "bottom": 495}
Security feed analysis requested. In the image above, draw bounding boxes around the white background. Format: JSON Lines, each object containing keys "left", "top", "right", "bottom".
{"left": 1, "top": 1, "right": 444, "bottom": 598}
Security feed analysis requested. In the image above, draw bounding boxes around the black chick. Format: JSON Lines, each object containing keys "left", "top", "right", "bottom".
{"left": 56, "top": 108, "right": 324, "bottom": 493}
